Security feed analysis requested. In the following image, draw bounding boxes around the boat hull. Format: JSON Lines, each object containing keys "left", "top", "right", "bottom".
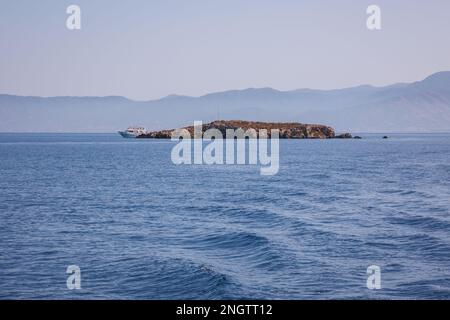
{"left": 118, "top": 131, "right": 138, "bottom": 138}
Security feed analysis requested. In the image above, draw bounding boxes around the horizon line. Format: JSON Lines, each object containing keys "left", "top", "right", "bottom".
{"left": 2, "top": 131, "right": 450, "bottom": 135}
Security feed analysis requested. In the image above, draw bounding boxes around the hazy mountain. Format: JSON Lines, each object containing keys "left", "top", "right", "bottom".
{"left": 1, "top": 71, "right": 450, "bottom": 133}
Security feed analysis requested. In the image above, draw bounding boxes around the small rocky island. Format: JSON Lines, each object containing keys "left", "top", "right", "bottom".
{"left": 137, "top": 120, "right": 348, "bottom": 139}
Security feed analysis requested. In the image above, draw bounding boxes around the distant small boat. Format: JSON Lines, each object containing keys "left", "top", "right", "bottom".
{"left": 118, "top": 126, "right": 147, "bottom": 138}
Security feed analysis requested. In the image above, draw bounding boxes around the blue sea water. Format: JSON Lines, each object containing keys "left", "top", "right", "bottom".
{"left": 0, "top": 133, "right": 449, "bottom": 300}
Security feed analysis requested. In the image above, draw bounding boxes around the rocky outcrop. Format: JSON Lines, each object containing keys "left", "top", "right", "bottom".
{"left": 137, "top": 120, "right": 335, "bottom": 139}
{"left": 335, "top": 133, "right": 353, "bottom": 139}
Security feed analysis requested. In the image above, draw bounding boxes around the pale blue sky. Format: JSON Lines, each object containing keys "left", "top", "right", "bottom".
{"left": 1, "top": 0, "right": 449, "bottom": 100}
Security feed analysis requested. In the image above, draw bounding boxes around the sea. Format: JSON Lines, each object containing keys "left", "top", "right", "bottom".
{"left": 0, "top": 133, "right": 449, "bottom": 299}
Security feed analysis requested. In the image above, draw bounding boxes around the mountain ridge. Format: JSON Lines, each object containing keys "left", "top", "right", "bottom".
{"left": 2, "top": 71, "right": 449, "bottom": 102}
{"left": 1, "top": 71, "right": 450, "bottom": 133}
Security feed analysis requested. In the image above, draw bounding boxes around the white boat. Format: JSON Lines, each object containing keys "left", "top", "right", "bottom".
{"left": 118, "top": 126, "right": 147, "bottom": 138}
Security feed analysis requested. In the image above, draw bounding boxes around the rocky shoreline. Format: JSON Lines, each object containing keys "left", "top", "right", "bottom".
{"left": 136, "top": 120, "right": 351, "bottom": 139}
